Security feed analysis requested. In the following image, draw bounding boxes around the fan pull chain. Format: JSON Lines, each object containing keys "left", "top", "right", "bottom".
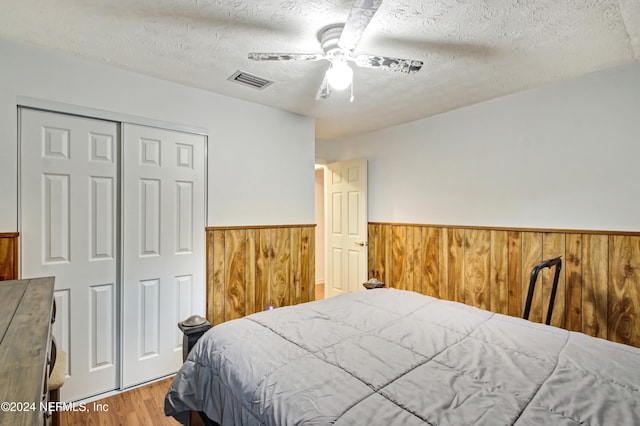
{"left": 350, "top": 80, "right": 354, "bottom": 102}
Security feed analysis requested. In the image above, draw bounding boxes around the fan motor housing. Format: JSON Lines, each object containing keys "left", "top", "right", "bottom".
{"left": 318, "top": 24, "right": 345, "bottom": 56}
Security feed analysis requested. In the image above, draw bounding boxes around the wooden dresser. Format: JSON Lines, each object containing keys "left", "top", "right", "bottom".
{"left": 0, "top": 232, "right": 19, "bottom": 281}
{"left": 0, "top": 277, "right": 55, "bottom": 426}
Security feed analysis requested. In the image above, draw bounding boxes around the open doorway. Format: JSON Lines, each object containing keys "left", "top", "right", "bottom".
{"left": 314, "top": 165, "right": 326, "bottom": 300}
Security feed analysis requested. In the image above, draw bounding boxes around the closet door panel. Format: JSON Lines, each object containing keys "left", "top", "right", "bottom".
{"left": 20, "top": 108, "right": 119, "bottom": 401}
{"left": 122, "top": 123, "right": 205, "bottom": 387}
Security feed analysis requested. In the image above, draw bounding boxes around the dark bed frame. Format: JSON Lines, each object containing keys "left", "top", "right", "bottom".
{"left": 177, "top": 317, "right": 218, "bottom": 426}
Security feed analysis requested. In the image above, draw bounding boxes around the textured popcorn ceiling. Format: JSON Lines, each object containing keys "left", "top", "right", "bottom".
{"left": 1, "top": 0, "right": 639, "bottom": 139}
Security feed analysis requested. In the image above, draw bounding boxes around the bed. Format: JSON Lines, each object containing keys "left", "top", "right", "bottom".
{"left": 165, "top": 288, "right": 640, "bottom": 425}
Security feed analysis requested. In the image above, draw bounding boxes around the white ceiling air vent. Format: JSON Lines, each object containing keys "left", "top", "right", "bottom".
{"left": 228, "top": 70, "right": 273, "bottom": 90}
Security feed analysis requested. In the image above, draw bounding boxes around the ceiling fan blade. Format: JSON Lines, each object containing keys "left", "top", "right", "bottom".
{"left": 355, "top": 54, "right": 423, "bottom": 73}
{"left": 338, "top": 0, "right": 383, "bottom": 51}
{"left": 315, "top": 73, "right": 332, "bottom": 100}
{"left": 248, "top": 53, "right": 325, "bottom": 61}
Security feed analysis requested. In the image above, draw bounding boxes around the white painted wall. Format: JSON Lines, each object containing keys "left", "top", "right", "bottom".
{"left": 318, "top": 61, "right": 640, "bottom": 232}
{"left": 0, "top": 37, "right": 315, "bottom": 230}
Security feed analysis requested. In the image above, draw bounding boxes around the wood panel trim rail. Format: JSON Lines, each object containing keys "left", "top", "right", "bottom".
{"left": 207, "top": 224, "right": 317, "bottom": 231}
{"left": 369, "top": 222, "right": 640, "bottom": 237}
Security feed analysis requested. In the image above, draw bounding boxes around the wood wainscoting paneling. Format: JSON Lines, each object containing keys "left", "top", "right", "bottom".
{"left": 206, "top": 225, "right": 315, "bottom": 326}
{"left": 368, "top": 223, "right": 640, "bottom": 348}
{"left": 0, "top": 233, "right": 19, "bottom": 281}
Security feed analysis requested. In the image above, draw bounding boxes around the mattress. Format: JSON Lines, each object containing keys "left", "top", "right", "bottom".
{"left": 165, "top": 289, "right": 640, "bottom": 425}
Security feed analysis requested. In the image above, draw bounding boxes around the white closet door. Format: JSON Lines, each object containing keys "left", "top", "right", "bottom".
{"left": 20, "top": 108, "right": 119, "bottom": 401}
{"left": 121, "top": 123, "right": 206, "bottom": 388}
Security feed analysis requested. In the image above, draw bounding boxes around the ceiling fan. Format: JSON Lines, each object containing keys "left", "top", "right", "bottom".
{"left": 248, "top": 0, "right": 423, "bottom": 101}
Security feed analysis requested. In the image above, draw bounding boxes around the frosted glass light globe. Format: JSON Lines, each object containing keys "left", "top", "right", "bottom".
{"left": 326, "top": 61, "right": 353, "bottom": 91}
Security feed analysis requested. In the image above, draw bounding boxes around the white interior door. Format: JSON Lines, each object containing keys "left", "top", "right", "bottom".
{"left": 121, "top": 123, "right": 206, "bottom": 388}
{"left": 20, "top": 108, "right": 119, "bottom": 401}
{"left": 326, "top": 158, "right": 368, "bottom": 298}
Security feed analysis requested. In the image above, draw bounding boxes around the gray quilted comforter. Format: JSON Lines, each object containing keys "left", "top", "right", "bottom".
{"left": 165, "top": 289, "right": 640, "bottom": 425}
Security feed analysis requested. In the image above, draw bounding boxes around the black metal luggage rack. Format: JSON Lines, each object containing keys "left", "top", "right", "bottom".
{"left": 523, "top": 256, "right": 562, "bottom": 325}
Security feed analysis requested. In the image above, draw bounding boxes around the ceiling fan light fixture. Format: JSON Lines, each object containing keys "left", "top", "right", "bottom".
{"left": 326, "top": 61, "right": 353, "bottom": 91}
{"left": 248, "top": 2, "right": 421, "bottom": 101}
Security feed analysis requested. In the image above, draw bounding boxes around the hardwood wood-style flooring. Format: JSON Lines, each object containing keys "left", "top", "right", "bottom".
{"left": 60, "top": 377, "right": 204, "bottom": 426}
